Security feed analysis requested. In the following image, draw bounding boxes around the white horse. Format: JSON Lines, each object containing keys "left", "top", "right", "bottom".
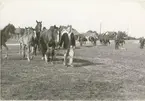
{"left": 18, "top": 27, "right": 37, "bottom": 62}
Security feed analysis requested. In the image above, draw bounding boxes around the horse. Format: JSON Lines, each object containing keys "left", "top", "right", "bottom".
{"left": 77, "top": 34, "right": 87, "bottom": 46}
{"left": 40, "top": 25, "right": 59, "bottom": 63}
{"left": 139, "top": 37, "right": 145, "bottom": 49}
{"left": 18, "top": 27, "right": 37, "bottom": 61}
{"left": 0, "top": 23, "right": 16, "bottom": 58}
{"left": 59, "top": 25, "right": 76, "bottom": 67}
{"left": 99, "top": 34, "right": 110, "bottom": 45}
{"left": 34, "top": 20, "right": 42, "bottom": 53}
{"left": 114, "top": 33, "right": 126, "bottom": 49}
{"left": 88, "top": 36, "right": 98, "bottom": 46}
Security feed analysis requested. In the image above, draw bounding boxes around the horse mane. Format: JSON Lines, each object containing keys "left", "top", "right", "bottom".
{"left": 1, "top": 24, "right": 14, "bottom": 37}
{"left": 1, "top": 24, "right": 10, "bottom": 33}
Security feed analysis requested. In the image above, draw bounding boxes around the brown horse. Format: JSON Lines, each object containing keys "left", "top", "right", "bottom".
{"left": 34, "top": 20, "right": 42, "bottom": 52}
{"left": 0, "top": 24, "right": 15, "bottom": 58}
{"left": 40, "top": 25, "right": 59, "bottom": 63}
{"left": 18, "top": 27, "right": 37, "bottom": 62}
{"left": 88, "top": 36, "right": 98, "bottom": 46}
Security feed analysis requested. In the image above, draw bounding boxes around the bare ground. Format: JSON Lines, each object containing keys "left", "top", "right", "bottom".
{"left": 1, "top": 40, "right": 145, "bottom": 100}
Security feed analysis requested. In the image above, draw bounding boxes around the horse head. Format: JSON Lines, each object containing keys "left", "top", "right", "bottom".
{"left": 35, "top": 20, "right": 42, "bottom": 33}
{"left": 9, "top": 24, "right": 15, "bottom": 34}
{"left": 2, "top": 23, "right": 16, "bottom": 38}
{"left": 49, "top": 25, "right": 59, "bottom": 44}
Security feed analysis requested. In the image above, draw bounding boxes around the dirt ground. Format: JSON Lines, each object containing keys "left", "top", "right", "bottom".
{"left": 1, "top": 39, "right": 145, "bottom": 100}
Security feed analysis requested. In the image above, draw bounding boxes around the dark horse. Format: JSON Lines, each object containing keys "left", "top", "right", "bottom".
{"left": 99, "top": 34, "right": 110, "bottom": 45}
{"left": 0, "top": 24, "right": 15, "bottom": 58}
{"left": 78, "top": 35, "right": 87, "bottom": 46}
{"left": 40, "top": 25, "right": 59, "bottom": 63}
{"left": 139, "top": 37, "right": 145, "bottom": 49}
{"left": 115, "top": 34, "right": 126, "bottom": 49}
{"left": 34, "top": 20, "right": 42, "bottom": 54}
{"left": 88, "top": 36, "right": 98, "bottom": 46}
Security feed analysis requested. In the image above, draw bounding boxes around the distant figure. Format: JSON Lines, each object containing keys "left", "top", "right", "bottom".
{"left": 115, "top": 31, "right": 126, "bottom": 49}
{"left": 59, "top": 25, "right": 76, "bottom": 67}
{"left": 139, "top": 37, "right": 145, "bottom": 49}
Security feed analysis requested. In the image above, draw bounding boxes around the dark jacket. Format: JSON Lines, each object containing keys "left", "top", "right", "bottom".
{"left": 60, "top": 32, "right": 76, "bottom": 49}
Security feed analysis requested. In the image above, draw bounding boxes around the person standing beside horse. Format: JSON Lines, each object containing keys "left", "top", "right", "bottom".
{"left": 59, "top": 25, "right": 76, "bottom": 67}
{"left": 139, "top": 37, "right": 145, "bottom": 49}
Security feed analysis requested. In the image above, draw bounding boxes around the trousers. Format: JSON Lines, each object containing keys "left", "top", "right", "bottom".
{"left": 63, "top": 46, "right": 74, "bottom": 66}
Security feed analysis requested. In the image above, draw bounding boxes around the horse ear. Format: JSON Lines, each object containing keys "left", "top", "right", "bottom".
{"left": 54, "top": 25, "right": 56, "bottom": 28}
{"left": 36, "top": 20, "right": 38, "bottom": 23}
{"left": 40, "top": 21, "right": 42, "bottom": 23}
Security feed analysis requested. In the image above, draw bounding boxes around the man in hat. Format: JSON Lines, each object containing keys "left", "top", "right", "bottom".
{"left": 59, "top": 25, "right": 76, "bottom": 67}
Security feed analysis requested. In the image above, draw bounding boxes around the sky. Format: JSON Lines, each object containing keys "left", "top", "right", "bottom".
{"left": 0, "top": 0, "right": 145, "bottom": 38}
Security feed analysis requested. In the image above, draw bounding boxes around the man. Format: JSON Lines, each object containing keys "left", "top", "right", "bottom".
{"left": 59, "top": 25, "right": 76, "bottom": 67}
{"left": 140, "top": 37, "right": 145, "bottom": 49}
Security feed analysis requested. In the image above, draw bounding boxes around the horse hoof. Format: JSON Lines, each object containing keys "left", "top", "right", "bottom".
{"left": 63, "top": 63, "right": 67, "bottom": 66}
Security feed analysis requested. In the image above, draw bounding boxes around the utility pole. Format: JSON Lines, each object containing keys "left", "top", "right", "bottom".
{"left": 100, "top": 22, "right": 102, "bottom": 34}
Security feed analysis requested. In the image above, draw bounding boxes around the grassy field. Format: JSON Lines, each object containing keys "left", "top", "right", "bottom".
{"left": 1, "top": 39, "right": 145, "bottom": 100}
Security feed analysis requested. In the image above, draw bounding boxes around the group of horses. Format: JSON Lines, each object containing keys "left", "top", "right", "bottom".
{"left": 1, "top": 21, "right": 145, "bottom": 64}
{"left": 75, "top": 32, "right": 126, "bottom": 49}
{"left": 0, "top": 21, "right": 76, "bottom": 65}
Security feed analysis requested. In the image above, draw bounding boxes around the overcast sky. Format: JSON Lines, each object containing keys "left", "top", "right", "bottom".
{"left": 0, "top": 0, "right": 145, "bottom": 38}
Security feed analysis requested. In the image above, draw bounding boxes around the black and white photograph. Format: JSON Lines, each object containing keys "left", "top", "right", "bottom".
{"left": 0, "top": 0, "right": 145, "bottom": 100}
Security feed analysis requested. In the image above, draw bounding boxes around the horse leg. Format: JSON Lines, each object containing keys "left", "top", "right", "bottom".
{"left": 26, "top": 46, "right": 30, "bottom": 62}
{"left": 45, "top": 47, "right": 50, "bottom": 63}
{"left": 51, "top": 47, "right": 55, "bottom": 64}
{"left": 40, "top": 43, "right": 46, "bottom": 60}
{"left": 22, "top": 45, "right": 26, "bottom": 59}
{"left": 3, "top": 43, "right": 9, "bottom": 59}
{"left": 45, "top": 50, "right": 49, "bottom": 63}
{"left": 115, "top": 41, "right": 119, "bottom": 49}
{"left": 19, "top": 43, "right": 22, "bottom": 55}
{"left": 30, "top": 46, "right": 35, "bottom": 60}
{"left": 41, "top": 49, "right": 46, "bottom": 60}
{"left": 34, "top": 44, "right": 37, "bottom": 56}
